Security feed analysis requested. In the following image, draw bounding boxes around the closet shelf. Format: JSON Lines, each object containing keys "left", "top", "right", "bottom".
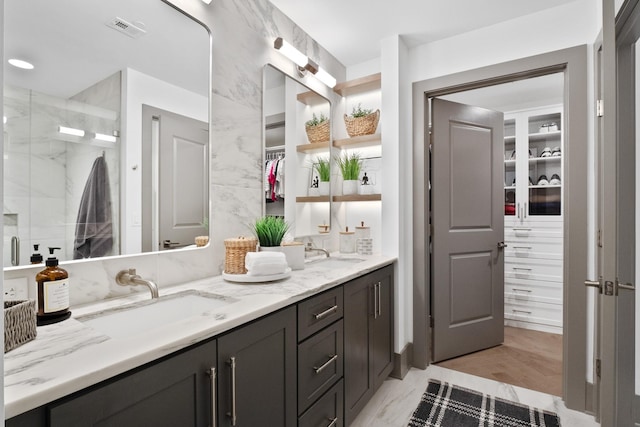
{"left": 334, "top": 133, "right": 381, "bottom": 149}
{"left": 296, "top": 142, "right": 330, "bottom": 153}
{"left": 296, "top": 196, "right": 330, "bottom": 203}
{"left": 333, "top": 72, "right": 381, "bottom": 97}
{"left": 528, "top": 130, "right": 561, "bottom": 141}
{"left": 333, "top": 194, "right": 381, "bottom": 202}
{"left": 528, "top": 156, "right": 561, "bottom": 163}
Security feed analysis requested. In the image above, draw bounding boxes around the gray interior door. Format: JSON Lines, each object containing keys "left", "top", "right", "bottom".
{"left": 142, "top": 106, "right": 208, "bottom": 251}
{"left": 431, "top": 98, "right": 505, "bottom": 362}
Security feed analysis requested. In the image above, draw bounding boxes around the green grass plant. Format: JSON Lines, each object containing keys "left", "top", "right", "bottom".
{"left": 251, "top": 216, "right": 290, "bottom": 247}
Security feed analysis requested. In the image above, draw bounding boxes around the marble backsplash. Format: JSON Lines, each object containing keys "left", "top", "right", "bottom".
{"left": 3, "top": 0, "right": 346, "bottom": 307}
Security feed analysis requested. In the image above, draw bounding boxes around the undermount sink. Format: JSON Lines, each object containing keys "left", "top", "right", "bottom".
{"left": 307, "top": 257, "right": 365, "bottom": 269}
{"left": 78, "top": 291, "right": 233, "bottom": 339}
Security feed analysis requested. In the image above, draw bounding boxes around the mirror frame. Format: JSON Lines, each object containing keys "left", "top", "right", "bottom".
{"left": 262, "top": 63, "right": 333, "bottom": 237}
{"left": 3, "top": 0, "right": 214, "bottom": 272}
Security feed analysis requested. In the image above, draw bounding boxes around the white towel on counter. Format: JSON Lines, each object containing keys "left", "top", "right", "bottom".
{"left": 245, "top": 251, "right": 288, "bottom": 276}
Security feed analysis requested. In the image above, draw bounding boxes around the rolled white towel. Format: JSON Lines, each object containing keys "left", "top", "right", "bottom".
{"left": 245, "top": 251, "right": 288, "bottom": 276}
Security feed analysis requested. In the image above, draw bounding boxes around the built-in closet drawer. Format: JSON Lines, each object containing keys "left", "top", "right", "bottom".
{"left": 298, "top": 287, "right": 343, "bottom": 341}
{"left": 504, "top": 241, "right": 563, "bottom": 260}
{"left": 298, "top": 379, "right": 344, "bottom": 427}
{"left": 505, "top": 299, "right": 562, "bottom": 328}
{"left": 505, "top": 227, "right": 563, "bottom": 241}
{"left": 504, "top": 279, "right": 563, "bottom": 303}
{"left": 298, "top": 319, "right": 344, "bottom": 414}
{"left": 505, "top": 259, "right": 562, "bottom": 283}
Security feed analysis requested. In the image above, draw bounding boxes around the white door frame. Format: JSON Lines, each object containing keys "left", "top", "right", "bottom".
{"left": 412, "top": 45, "right": 590, "bottom": 411}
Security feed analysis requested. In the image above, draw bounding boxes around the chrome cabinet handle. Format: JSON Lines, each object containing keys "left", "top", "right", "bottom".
{"left": 524, "top": 202, "right": 528, "bottom": 218}
{"left": 512, "top": 245, "right": 532, "bottom": 249}
{"left": 314, "top": 354, "right": 338, "bottom": 374}
{"left": 227, "top": 357, "right": 237, "bottom": 426}
{"left": 11, "top": 236, "right": 19, "bottom": 266}
{"left": 512, "top": 288, "right": 532, "bottom": 293}
{"left": 373, "top": 283, "right": 379, "bottom": 319}
{"left": 377, "top": 282, "right": 382, "bottom": 317}
{"left": 512, "top": 227, "right": 532, "bottom": 231}
{"left": 326, "top": 417, "right": 338, "bottom": 427}
{"left": 512, "top": 267, "right": 532, "bottom": 271}
{"left": 517, "top": 203, "right": 521, "bottom": 219}
{"left": 313, "top": 305, "right": 338, "bottom": 320}
{"left": 512, "top": 309, "right": 532, "bottom": 314}
{"left": 209, "top": 367, "right": 216, "bottom": 427}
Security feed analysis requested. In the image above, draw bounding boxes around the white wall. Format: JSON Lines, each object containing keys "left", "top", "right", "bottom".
{"left": 122, "top": 68, "right": 208, "bottom": 254}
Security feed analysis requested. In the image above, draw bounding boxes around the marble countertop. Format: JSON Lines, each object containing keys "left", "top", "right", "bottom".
{"left": 4, "top": 254, "right": 396, "bottom": 419}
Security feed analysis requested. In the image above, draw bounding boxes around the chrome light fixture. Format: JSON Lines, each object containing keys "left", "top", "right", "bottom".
{"left": 274, "top": 37, "right": 336, "bottom": 88}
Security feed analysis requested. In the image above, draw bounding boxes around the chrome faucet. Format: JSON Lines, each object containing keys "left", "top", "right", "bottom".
{"left": 116, "top": 269, "right": 159, "bottom": 299}
{"left": 305, "top": 242, "right": 330, "bottom": 258}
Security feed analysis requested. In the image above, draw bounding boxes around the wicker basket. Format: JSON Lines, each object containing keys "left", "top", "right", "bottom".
{"left": 344, "top": 109, "right": 380, "bottom": 137}
{"left": 305, "top": 120, "right": 330, "bottom": 143}
{"left": 195, "top": 236, "right": 209, "bottom": 247}
{"left": 224, "top": 237, "right": 258, "bottom": 274}
{"left": 4, "top": 300, "right": 37, "bottom": 353}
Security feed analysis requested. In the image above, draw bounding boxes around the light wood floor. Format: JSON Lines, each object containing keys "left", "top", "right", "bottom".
{"left": 435, "top": 326, "right": 563, "bottom": 396}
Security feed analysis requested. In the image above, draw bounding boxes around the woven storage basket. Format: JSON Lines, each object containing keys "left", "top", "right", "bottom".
{"left": 4, "top": 300, "right": 37, "bottom": 353}
{"left": 305, "top": 120, "right": 330, "bottom": 143}
{"left": 224, "top": 237, "right": 258, "bottom": 274}
{"left": 344, "top": 109, "right": 380, "bottom": 137}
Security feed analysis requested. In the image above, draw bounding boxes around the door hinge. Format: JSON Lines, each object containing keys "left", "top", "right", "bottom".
{"left": 429, "top": 316, "right": 434, "bottom": 328}
{"left": 596, "top": 99, "right": 604, "bottom": 117}
{"left": 596, "top": 358, "right": 601, "bottom": 378}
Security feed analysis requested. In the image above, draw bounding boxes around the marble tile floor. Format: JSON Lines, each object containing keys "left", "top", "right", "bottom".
{"left": 350, "top": 365, "right": 599, "bottom": 427}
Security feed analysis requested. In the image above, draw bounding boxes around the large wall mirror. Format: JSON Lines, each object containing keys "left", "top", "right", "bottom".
{"left": 3, "top": 0, "right": 210, "bottom": 267}
{"left": 263, "top": 65, "right": 331, "bottom": 237}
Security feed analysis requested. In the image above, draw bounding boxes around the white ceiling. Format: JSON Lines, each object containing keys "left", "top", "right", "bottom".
{"left": 269, "top": 0, "right": 579, "bottom": 67}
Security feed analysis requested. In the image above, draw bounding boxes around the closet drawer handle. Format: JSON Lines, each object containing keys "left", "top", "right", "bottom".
{"left": 314, "top": 354, "right": 338, "bottom": 374}
{"left": 313, "top": 305, "right": 338, "bottom": 320}
{"left": 513, "top": 267, "right": 532, "bottom": 271}
{"left": 512, "top": 246, "right": 532, "bottom": 250}
{"left": 512, "top": 309, "right": 532, "bottom": 314}
{"left": 512, "top": 228, "right": 532, "bottom": 231}
{"left": 512, "top": 288, "right": 532, "bottom": 293}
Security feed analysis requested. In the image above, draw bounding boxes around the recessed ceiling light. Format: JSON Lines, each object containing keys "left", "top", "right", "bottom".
{"left": 8, "top": 59, "right": 34, "bottom": 70}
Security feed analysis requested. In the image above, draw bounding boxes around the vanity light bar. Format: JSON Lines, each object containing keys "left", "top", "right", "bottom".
{"left": 58, "top": 126, "right": 85, "bottom": 137}
{"left": 274, "top": 37, "right": 308, "bottom": 68}
{"left": 94, "top": 133, "right": 117, "bottom": 143}
{"left": 313, "top": 67, "right": 336, "bottom": 88}
{"left": 201, "top": 0, "right": 213, "bottom": 4}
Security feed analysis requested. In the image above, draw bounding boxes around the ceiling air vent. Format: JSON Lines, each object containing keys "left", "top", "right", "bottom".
{"left": 106, "top": 17, "right": 146, "bottom": 39}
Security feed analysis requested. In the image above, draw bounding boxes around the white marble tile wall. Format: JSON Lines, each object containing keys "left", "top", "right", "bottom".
{"left": 3, "top": 0, "right": 346, "bottom": 307}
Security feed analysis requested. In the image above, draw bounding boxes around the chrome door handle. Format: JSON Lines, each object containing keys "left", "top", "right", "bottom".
{"left": 163, "top": 239, "right": 181, "bottom": 248}
{"left": 209, "top": 367, "right": 216, "bottom": 427}
{"left": 314, "top": 354, "right": 338, "bottom": 374}
{"left": 313, "top": 305, "right": 338, "bottom": 320}
{"left": 497, "top": 242, "right": 507, "bottom": 249}
{"left": 326, "top": 417, "right": 338, "bottom": 427}
{"left": 618, "top": 282, "right": 635, "bottom": 292}
{"left": 585, "top": 279, "right": 603, "bottom": 293}
{"left": 227, "top": 357, "right": 237, "bottom": 426}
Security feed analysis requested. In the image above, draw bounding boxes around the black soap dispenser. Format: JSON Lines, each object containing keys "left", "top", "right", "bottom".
{"left": 35, "top": 247, "right": 71, "bottom": 326}
{"left": 30, "top": 244, "right": 43, "bottom": 264}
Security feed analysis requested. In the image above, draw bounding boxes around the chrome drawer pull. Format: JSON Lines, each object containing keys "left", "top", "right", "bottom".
{"left": 513, "top": 267, "right": 532, "bottom": 271}
{"left": 512, "top": 288, "right": 532, "bottom": 293}
{"left": 512, "top": 309, "right": 532, "bottom": 314}
{"left": 326, "top": 417, "right": 338, "bottom": 427}
{"left": 227, "top": 357, "right": 237, "bottom": 426}
{"left": 512, "top": 246, "right": 532, "bottom": 250}
{"left": 314, "top": 354, "right": 338, "bottom": 374}
{"left": 314, "top": 305, "right": 338, "bottom": 320}
{"left": 512, "top": 227, "right": 532, "bottom": 231}
{"left": 208, "top": 367, "right": 217, "bottom": 427}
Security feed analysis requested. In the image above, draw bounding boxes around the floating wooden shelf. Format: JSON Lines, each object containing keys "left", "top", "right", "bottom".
{"left": 296, "top": 196, "right": 330, "bottom": 203}
{"left": 333, "top": 73, "right": 381, "bottom": 97}
{"left": 296, "top": 141, "right": 330, "bottom": 153}
{"left": 333, "top": 194, "right": 381, "bottom": 202}
{"left": 333, "top": 133, "right": 381, "bottom": 149}
{"left": 297, "top": 91, "right": 328, "bottom": 106}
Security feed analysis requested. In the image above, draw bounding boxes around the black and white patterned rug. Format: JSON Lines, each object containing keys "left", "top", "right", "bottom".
{"left": 408, "top": 380, "right": 561, "bottom": 427}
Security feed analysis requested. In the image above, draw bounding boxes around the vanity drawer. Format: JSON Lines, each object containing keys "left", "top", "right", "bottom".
{"left": 299, "top": 379, "right": 344, "bottom": 427}
{"left": 298, "top": 287, "right": 343, "bottom": 341}
{"left": 298, "top": 320, "right": 344, "bottom": 414}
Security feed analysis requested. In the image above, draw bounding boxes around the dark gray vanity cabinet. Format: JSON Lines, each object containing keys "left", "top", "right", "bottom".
{"left": 23, "top": 338, "right": 216, "bottom": 427}
{"left": 344, "top": 264, "right": 394, "bottom": 426}
{"left": 216, "top": 306, "right": 297, "bottom": 427}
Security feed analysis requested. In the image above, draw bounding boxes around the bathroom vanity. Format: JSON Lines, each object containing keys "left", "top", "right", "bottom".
{"left": 5, "top": 257, "right": 395, "bottom": 427}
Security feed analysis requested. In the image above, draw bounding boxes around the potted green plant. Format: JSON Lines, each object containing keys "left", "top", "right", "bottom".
{"left": 313, "top": 156, "right": 331, "bottom": 196}
{"left": 250, "top": 216, "right": 290, "bottom": 249}
{"left": 305, "top": 112, "right": 330, "bottom": 143}
{"left": 335, "top": 152, "right": 362, "bottom": 195}
{"left": 344, "top": 103, "right": 380, "bottom": 137}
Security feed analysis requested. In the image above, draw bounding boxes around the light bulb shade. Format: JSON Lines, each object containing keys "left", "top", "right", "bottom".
{"left": 58, "top": 126, "right": 85, "bottom": 137}
{"left": 95, "top": 133, "right": 117, "bottom": 143}
{"left": 314, "top": 67, "right": 337, "bottom": 88}
{"left": 274, "top": 37, "right": 308, "bottom": 68}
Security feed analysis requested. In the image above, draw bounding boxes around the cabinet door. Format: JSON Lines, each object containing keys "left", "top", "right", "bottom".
{"left": 48, "top": 339, "right": 217, "bottom": 427}
{"left": 372, "top": 265, "right": 394, "bottom": 390}
{"left": 217, "top": 307, "right": 296, "bottom": 427}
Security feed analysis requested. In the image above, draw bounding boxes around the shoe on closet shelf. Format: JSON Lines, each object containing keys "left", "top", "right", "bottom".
{"left": 537, "top": 174, "right": 549, "bottom": 185}
{"left": 528, "top": 177, "right": 534, "bottom": 186}
{"left": 551, "top": 146, "right": 561, "bottom": 157}
{"left": 549, "top": 173, "right": 561, "bottom": 185}
{"left": 540, "top": 147, "right": 552, "bottom": 158}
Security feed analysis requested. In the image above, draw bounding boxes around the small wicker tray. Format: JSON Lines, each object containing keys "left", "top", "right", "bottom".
{"left": 5, "top": 300, "right": 37, "bottom": 353}
{"left": 224, "top": 237, "right": 258, "bottom": 274}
